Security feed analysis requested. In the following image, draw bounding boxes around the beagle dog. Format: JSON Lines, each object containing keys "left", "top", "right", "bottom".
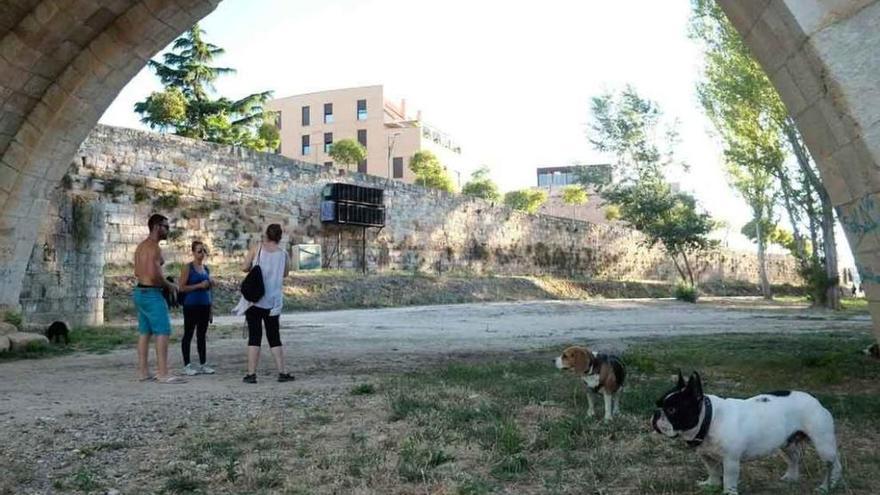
{"left": 555, "top": 346, "right": 626, "bottom": 420}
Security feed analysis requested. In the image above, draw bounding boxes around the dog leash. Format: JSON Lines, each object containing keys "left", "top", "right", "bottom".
{"left": 686, "top": 396, "right": 713, "bottom": 447}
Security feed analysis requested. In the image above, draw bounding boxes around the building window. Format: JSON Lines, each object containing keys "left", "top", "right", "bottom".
{"left": 357, "top": 160, "right": 367, "bottom": 174}
{"left": 324, "top": 161, "right": 333, "bottom": 167}
{"left": 324, "top": 103, "right": 333, "bottom": 124}
{"left": 357, "top": 99, "right": 367, "bottom": 121}
{"left": 301, "top": 106, "right": 309, "bottom": 126}
{"left": 357, "top": 129, "right": 367, "bottom": 147}
{"left": 275, "top": 112, "right": 282, "bottom": 130}
{"left": 324, "top": 132, "right": 333, "bottom": 153}
{"left": 393, "top": 157, "right": 404, "bottom": 178}
{"left": 301, "top": 135, "right": 310, "bottom": 156}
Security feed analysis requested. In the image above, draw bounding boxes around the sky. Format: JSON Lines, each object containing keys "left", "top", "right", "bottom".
{"left": 98, "top": 0, "right": 854, "bottom": 260}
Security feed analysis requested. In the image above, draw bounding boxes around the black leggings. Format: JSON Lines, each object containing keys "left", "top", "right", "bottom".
{"left": 245, "top": 306, "right": 282, "bottom": 348}
{"left": 182, "top": 305, "right": 210, "bottom": 365}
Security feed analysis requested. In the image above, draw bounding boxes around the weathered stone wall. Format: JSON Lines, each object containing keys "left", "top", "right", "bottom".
{"left": 20, "top": 192, "right": 105, "bottom": 328}
{"left": 20, "top": 125, "right": 801, "bottom": 326}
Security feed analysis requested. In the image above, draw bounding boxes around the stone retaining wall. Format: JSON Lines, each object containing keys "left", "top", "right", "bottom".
{"left": 21, "top": 125, "right": 801, "bottom": 327}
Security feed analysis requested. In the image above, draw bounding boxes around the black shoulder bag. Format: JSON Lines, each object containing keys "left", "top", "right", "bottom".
{"left": 240, "top": 245, "right": 265, "bottom": 303}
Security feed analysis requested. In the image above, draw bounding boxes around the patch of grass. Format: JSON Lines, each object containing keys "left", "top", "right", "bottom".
{"left": 69, "top": 467, "right": 102, "bottom": 493}
{"left": 388, "top": 392, "right": 436, "bottom": 421}
{"left": 621, "top": 332, "right": 879, "bottom": 396}
{"left": 0, "top": 325, "right": 163, "bottom": 361}
{"left": 350, "top": 383, "right": 376, "bottom": 395}
{"left": 397, "top": 435, "right": 455, "bottom": 482}
{"left": 489, "top": 452, "right": 528, "bottom": 480}
{"left": 841, "top": 297, "right": 869, "bottom": 314}
{"left": 304, "top": 410, "right": 333, "bottom": 425}
{"left": 238, "top": 455, "right": 283, "bottom": 490}
{"left": 380, "top": 332, "right": 880, "bottom": 493}
{"left": 455, "top": 474, "right": 497, "bottom": 495}
{"left": 161, "top": 472, "right": 205, "bottom": 494}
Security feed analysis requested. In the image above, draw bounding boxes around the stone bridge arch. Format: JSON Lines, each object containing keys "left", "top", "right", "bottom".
{"left": 1, "top": 1, "right": 880, "bottom": 339}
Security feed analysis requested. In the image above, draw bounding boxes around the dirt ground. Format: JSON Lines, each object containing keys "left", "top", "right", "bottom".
{"left": 1, "top": 297, "right": 869, "bottom": 421}
{"left": 0, "top": 298, "right": 873, "bottom": 494}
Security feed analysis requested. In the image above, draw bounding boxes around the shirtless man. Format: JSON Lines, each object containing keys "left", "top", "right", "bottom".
{"left": 133, "top": 214, "right": 185, "bottom": 383}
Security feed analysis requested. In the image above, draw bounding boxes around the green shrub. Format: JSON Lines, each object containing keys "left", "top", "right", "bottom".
{"left": 2, "top": 311, "right": 22, "bottom": 329}
{"left": 133, "top": 186, "right": 149, "bottom": 204}
{"left": 673, "top": 283, "right": 699, "bottom": 303}
{"left": 153, "top": 191, "right": 181, "bottom": 210}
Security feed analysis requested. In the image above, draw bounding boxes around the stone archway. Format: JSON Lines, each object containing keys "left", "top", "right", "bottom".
{"left": 1, "top": 1, "right": 879, "bottom": 340}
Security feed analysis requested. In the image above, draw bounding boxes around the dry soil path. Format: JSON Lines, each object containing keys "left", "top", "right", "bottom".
{"left": 0, "top": 297, "right": 869, "bottom": 423}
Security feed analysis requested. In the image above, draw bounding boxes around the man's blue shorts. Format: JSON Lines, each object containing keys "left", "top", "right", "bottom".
{"left": 133, "top": 286, "right": 172, "bottom": 336}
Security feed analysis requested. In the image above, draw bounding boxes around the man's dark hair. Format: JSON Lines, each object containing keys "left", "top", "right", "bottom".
{"left": 191, "top": 240, "right": 205, "bottom": 252}
{"left": 148, "top": 214, "right": 168, "bottom": 232}
{"left": 266, "top": 224, "right": 282, "bottom": 243}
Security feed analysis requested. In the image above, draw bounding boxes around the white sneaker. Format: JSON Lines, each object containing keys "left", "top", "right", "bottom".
{"left": 183, "top": 363, "right": 199, "bottom": 376}
{"left": 198, "top": 364, "right": 215, "bottom": 375}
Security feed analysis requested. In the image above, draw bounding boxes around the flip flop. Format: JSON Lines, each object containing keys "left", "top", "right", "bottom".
{"left": 157, "top": 376, "right": 187, "bottom": 384}
{"left": 138, "top": 375, "right": 156, "bottom": 382}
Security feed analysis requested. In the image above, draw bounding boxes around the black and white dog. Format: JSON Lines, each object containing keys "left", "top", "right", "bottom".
{"left": 652, "top": 371, "right": 842, "bottom": 494}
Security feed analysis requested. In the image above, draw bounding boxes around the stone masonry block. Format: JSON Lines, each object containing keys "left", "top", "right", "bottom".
{"left": 0, "top": 54, "right": 33, "bottom": 91}
{"left": 810, "top": 1, "right": 880, "bottom": 130}
{"left": 783, "top": 49, "right": 825, "bottom": 113}
{"left": 796, "top": 101, "right": 841, "bottom": 161}
{"left": 0, "top": 31, "right": 43, "bottom": 69}
{"left": 768, "top": 64, "right": 808, "bottom": 117}
{"left": 783, "top": 0, "right": 876, "bottom": 37}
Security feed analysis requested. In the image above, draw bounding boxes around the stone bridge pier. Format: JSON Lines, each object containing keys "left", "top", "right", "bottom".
{"left": 2, "top": 1, "right": 880, "bottom": 340}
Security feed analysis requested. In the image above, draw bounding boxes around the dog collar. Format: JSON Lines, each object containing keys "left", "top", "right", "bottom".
{"left": 686, "top": 397, "right": 712, "bottom": 448}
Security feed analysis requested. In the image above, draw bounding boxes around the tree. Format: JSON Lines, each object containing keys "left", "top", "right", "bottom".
{"left": 603, "top": 178, "right": 718, "bottom": 287}
{"left": 572, "top": 163, "right": 613, "bottom": 190}
{"left": 689, "top": 0, "right": 841, "bottom": 307}
{"left": 409, "top": 150, "right": 455, "bottom": 192}
{"left": 136, "top": 88, "right": 186, "bottom": 132}
{"left": 461, "top": 166, "right": 501, "bottom": 201}
{"left": 328, "top": 139, "right": 367, "bottom": 171}
{"left": 560, "top": 184, "right": 588, "bottom": 217}
{"left": 504, "top": 189, "right": 548, "bottom": 214}
{"left": 587, "top": 86, "right": 717, "bottom": 289}
{"left": 135, "top": 24, "right": 278, "bottom": 152}
{"left": 588, "top": 86, "right": 679, "bottom": 184}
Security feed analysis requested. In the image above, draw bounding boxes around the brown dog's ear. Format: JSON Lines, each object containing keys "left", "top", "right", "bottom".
{"left": 571, "top": 348, "right": 588, "bottom": 374}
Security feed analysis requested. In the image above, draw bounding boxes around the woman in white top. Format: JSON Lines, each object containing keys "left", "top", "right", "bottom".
{"left": 237, "top": 224, "right": 294, "bottom": 384}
